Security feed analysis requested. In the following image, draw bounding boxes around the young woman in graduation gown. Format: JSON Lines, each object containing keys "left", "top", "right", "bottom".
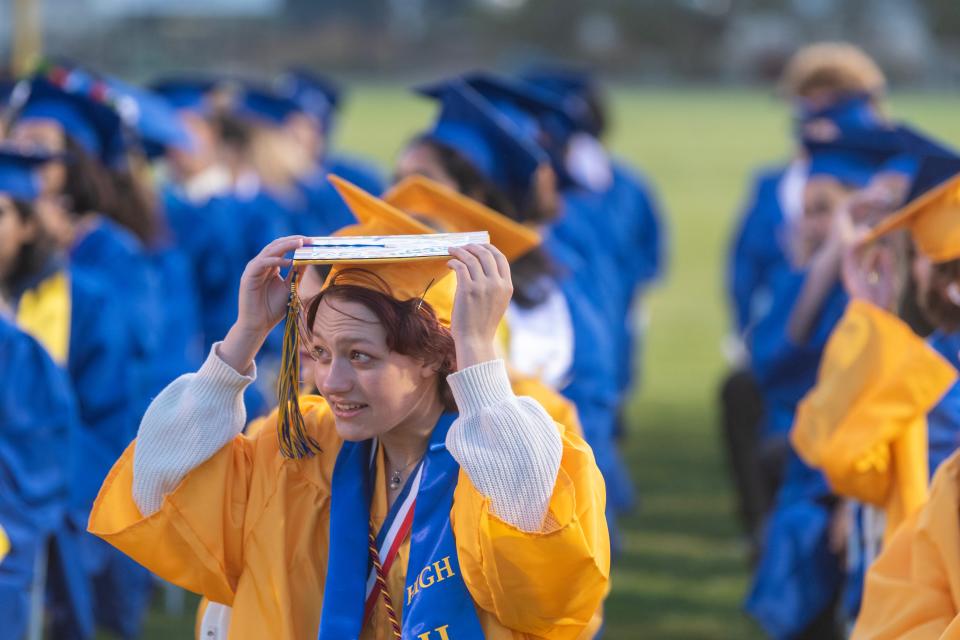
{"left": 88, "top": 177, "right": 610, "bottom": 639}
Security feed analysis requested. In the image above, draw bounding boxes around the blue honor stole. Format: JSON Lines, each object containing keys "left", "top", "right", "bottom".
{"left": 318, "top": 413, "right": 484, "bottom": 639}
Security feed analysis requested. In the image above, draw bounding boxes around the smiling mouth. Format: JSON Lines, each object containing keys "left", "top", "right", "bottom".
{"left": 331, "top": 402, "right": 368, "bottom": 418}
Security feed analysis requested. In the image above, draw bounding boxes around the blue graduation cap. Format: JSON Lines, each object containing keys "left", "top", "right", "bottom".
{"left": 13, "top": 71, "right": 126, "bottom": 167}
{"left": 276, "top": 68, "right": 341, "bottom": 132}
{"left": 879, "top": 125, "right": 960, "bottom": 202}
{"left": 233, "top": 85, "right": 303, "bottom": 125}
{"left": 794, "top": 93, "right": 882, "bottom": 137}
{"left": 102, "top": 76, "right": 194, "bottom": 159}
{"left": 423, "top": 71, "right": 578, "bottom": 150}
{"left": 0, "top": 147, "right": 56, "bottom": 201}
{"left": 803, "top": 123, "right": 905, "bottom": 188}
{"left": 417, "top": 80, "right": 547, "bottom": 195}
{"left": 149, "top": 76, "right": 220, "bottom": 113}
{"left": 519, "top": 65, "right": 600, "bottom": 136}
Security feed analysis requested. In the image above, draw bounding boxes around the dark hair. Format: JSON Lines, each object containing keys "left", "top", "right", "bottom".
{"left": 1, "top": 198, "right": 58, "bottom": 296}
{"left": 108, "top": 157, "right": 160, "bottom": 246}
{"left": 409, "top": 136, "right": 561, "bottom": 307}
{"left": 61, "top": 135, "right": 117, "bottom": 217}
{"left": 304, "top": 270, "right": 457, "bottom": 410}
{"left": 919, "top": 258, "right": 960, "bottom": 332}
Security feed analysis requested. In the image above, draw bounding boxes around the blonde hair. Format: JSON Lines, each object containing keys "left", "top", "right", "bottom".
{"left": 780, "top": 42, "right": 887, "bottom": 101}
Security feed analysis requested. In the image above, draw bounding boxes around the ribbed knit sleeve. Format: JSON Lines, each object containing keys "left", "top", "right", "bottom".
{"left": 132, "top": 343, "right": 255, "bottom": 515}
{"left": 445, "top": 359, "right": 563, "bottom": 532}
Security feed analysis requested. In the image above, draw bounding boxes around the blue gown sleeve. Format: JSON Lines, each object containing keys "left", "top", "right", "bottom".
{"left": 728, "top": 169, "right": 788, "bottom": 335}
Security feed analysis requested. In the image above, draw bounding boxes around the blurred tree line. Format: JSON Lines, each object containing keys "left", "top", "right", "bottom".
{"left": 4, "top": 0, "right": 960, "bottom": 86}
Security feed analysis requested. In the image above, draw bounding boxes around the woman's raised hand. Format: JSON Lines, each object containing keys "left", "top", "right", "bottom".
{"left": 447, "top": 243, "right": 513, "bottom": 369}
{"left": 220, "top": 236, "right": 305, "bottom": 373}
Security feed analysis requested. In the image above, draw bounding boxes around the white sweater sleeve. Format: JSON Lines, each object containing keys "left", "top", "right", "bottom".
{"left": 131, "top": 343, "right": 256, "bottom": 516}
{"left": 445, "top": 359, "right": 563, "bottom": 532}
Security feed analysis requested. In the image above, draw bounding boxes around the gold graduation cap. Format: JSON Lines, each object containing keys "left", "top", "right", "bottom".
{"left": 861, "top": 173, "right": 960, "bottom": 263}
{"left": 276, "top": 175, "right": 487, "bottom": 458}
{"left": 384, "top": 175, "right": 541, "bottom": 262}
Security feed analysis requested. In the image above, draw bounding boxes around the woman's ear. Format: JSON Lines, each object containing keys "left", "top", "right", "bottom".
{"left": 419, "top": 360, "right": 440, "bottom": 380}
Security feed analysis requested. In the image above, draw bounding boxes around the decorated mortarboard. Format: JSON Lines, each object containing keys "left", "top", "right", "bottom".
{"left": 0, "top": 146, "right": 57, "bottom": 200}
{"left": 384, "top": 174, "right": 540, "bottom": 262}
{"left": 276, "top": 174, "right": 488, "bottom": 458}
{"left": 276, "top": 68, "right": 341, "bottom": 132}
{"left": 417, "top": 80, "right": 548, "bottom": 195}
{"left": 12, "top": 66, "right": 126, "bottom": 167}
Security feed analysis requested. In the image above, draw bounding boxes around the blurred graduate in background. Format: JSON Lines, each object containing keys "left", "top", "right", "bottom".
{"left": 720, "top": 43, "right": 890, "bottom": 558}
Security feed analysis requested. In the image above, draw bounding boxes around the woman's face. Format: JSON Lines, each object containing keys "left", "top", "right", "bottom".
{"left": 32, "top": 193, "right": 74, "bottom": 251}
{"left": 394, "top": 142, "right": 458, "bottom": 190}
{"left": 0, "top": 195, "right": 37, "bottom": 281}
{"left": 8, "top": 119, "right": 67, "bottom": 195}
{"left": 308, "top": 296, "right": 438, "bottom": 441}
{"left": 794, "top": 176, "right": 849, "bottom": 264}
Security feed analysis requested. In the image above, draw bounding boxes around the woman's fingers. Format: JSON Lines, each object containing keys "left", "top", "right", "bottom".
{"left": 488, "top": 244, "right": 512, "bottom": 281}
{"left": 463, "top": 243, "right": 502, "bottom": 278}
{"left": 258, "top": 235, "right": 307, "bottom": 260}
{"left": 449, "top": 246, "right": 484, "bottom": 281}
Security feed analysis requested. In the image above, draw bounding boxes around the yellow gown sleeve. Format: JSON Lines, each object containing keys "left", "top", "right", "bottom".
{"left": 451, "top": 422, "right": 610, "bottom": 639}
{"left": 792, "top": 300, "right": 957, "bottom": 538}
{"left": 852, "top": 451, "right": 960, "bottom": 639}
{"left": 87, "top": 436, "right": 256, "bottom": 605}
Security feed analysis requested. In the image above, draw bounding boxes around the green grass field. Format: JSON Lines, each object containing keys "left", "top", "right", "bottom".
{"left": 126, "top": 87, "right": 960, "bottom": 639}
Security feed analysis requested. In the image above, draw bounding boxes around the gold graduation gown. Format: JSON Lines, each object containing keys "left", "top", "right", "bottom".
{"left": 89, "top": 396, "right": 609, "bottom": 639}
{"left": 852, "top": 449, "right": 960, "bottom": 639}
{"left": 792, "top": 300, "right": 957, "bottom": 540}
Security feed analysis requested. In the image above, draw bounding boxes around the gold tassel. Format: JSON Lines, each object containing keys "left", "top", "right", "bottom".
{"left": 277, "top": 270, "right": 321, "bottom": 458}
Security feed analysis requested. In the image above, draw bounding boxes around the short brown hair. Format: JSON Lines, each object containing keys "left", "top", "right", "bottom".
{"left": 780, "top": 42, "right": 886, "bottom": 101}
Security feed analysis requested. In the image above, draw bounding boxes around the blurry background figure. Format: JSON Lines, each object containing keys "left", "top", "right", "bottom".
{"left": 720, "top": 42, "right": 888, "bottom": 561}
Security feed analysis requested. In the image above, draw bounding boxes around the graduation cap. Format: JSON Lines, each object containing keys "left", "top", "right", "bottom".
{"left": 795, "top": 93, "right": 882, "bottom": 131}
{"left": 417, "top": 80, "right": 548, "bottom": 196}
{"left": 233, "top": 85, "right": 303, "bottom": 126}
{"left": 276, "top": 175, "right": 488, "bottom": 458}
{"left": 427, "top": 71, "right": 578, "bottom": 150}
{"left": 520, "top": 65, "right": 601, "bottom": 137}
{"left": 857, "top": 124, "right": 960, "bottom": 261}
{"left": 384, "top": 174, "right": 541, "bottom": 261}
{"left": 13, "top": 70, "right": 126, "bottom": 167}
{"left": 0, "top": 146, "right": 57, "bottom": 201}
{"left": 149, "top": 76, "right": 221, "bottom": 113}
{"left": 861, "top": 160, "right": 960, "bottom": 263}
{"left": 803, "top": 123, "right": 906, "bottom": 188}
{"left": 276, "top": 68, "right": 341, "bottom": 132}
{"left": 101, "top": 76, "right": 194, "bottom": 159}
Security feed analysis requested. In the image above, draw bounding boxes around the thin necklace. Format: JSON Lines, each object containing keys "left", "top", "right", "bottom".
{"left": 388, "top": 456, "right": 421, "bottom": 491}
